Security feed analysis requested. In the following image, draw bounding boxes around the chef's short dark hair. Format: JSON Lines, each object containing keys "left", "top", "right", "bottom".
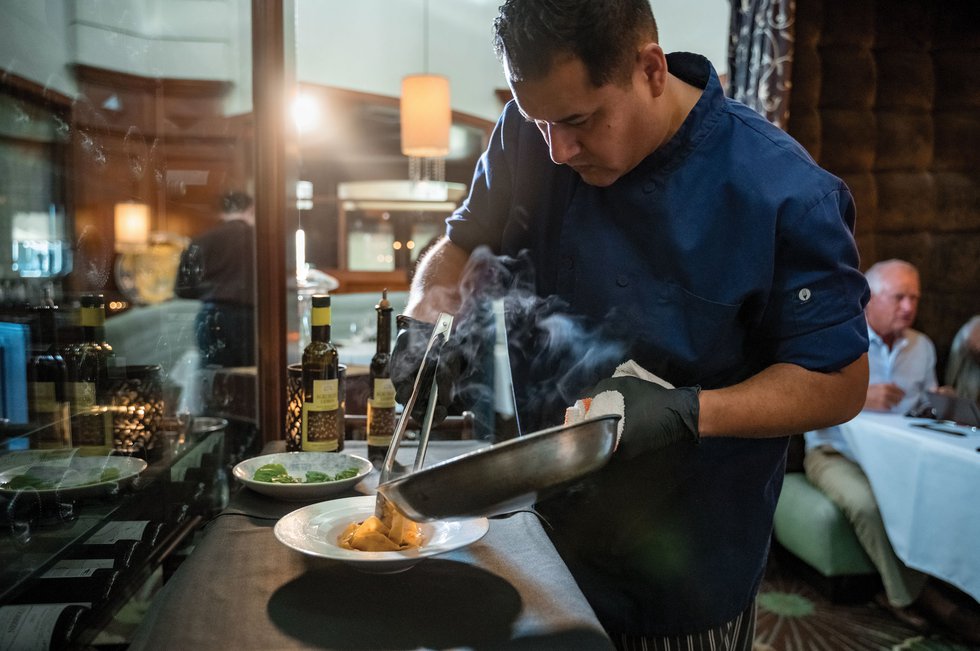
{"left": 493, "top": 0, "right": 658, "bottom": 87}
{"left": 222, "top": 191, "right": 253, "bottom": 214}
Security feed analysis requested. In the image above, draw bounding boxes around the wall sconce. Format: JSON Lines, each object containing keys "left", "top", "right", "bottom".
{"left": 114, "top": 201, "right": 151, "bottom": 252}
{"left": 113, "top": 202, "right": 187, "bottom": 305}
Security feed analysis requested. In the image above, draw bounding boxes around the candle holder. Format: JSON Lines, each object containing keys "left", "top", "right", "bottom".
{"left": 285, "top": 362, "right": 346, "bottom": 451}
{"left": 109, "top": 364, "right": 164, "bottom": 454}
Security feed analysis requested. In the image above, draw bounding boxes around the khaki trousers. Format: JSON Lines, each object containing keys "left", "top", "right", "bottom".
{"left": 804, "top": 446, "right": 927, "bottom": 607}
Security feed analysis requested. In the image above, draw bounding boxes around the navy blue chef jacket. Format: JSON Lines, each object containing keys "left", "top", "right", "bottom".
{"left": 446, "top": 53, "right": 870, "bottom": 635}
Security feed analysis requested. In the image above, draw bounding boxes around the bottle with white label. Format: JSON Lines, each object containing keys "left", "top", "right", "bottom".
{"left": 366, "top": 289, "right": 396, "bottom": 466}
{"left": 13, "top": 566, "right": 120, "bottom": 607}
{"left": 85, "top": 520, "right": 163, "bottom": 549}
{"left": 0, "top": 603, "right": 89, "bottom": 651}
{"left": 301, "top": 294, "right": 342, "bottom": 451}
{"left": 66, "top": 539, "right": 141, "bottom": 570}
{"left": 66, "top": 294, "right": 114, "bottom": 455}
{"left": 27, "top": 300, "right": 71, "bottom": 449}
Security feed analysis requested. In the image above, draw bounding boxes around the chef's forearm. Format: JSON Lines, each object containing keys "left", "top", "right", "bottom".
{"left": 697, "top": 354, "right": 869, "bottom": 438}
{"left": 403, "top": 236, "right": 468, "bottom": 323}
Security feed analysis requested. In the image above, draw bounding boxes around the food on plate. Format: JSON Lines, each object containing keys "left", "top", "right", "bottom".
{"left": 1, "top": 466, "right": 122, "bottom": 491}
{"left": 252, "top": 463, "right": 359, "bottom": 484}
{"left": 338, "top": 500, "right": 424, "bottom": 552}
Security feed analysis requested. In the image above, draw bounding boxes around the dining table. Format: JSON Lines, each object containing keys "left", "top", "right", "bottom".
{"left": 838, "top": 412, "right": 980, "bottom": 601}
{"left": 128, "top": 438, "right": 614, "bottom": 650}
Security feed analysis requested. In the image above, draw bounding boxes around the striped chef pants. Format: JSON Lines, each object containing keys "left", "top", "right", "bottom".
{"left": 615, "top": 602, "right": 756, "bottom": 651}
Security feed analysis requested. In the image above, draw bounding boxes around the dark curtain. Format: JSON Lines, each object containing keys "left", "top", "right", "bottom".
{"left": 727, "top": 0, "right": 796, "bottom": 128}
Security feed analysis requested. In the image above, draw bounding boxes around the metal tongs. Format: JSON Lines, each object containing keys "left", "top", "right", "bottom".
{"left": 375, "top": 312, "right": 454, "bottom": 518}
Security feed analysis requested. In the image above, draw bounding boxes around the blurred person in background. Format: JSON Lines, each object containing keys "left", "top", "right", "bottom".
{"left": 944, "top": 315, "right": 980, "bottom": 403}
{"left": 175, "top": 191, "right": 256, "bottom": 368}
{"left": 805, "top": 259, "right": 938, "bottom": 629}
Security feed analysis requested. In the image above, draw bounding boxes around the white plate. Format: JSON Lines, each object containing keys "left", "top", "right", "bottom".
{"left": 232, "top": 452, "right": 373, "bottom": 501}
{"left": 274, "top": 495, "right": 489, "bottom": 573}
{"left": 0, "top": 455, "right": 147, "bottom": 499}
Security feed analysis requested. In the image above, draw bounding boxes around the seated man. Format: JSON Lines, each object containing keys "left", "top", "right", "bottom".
{"left": 804, "top": 259, "right": 934, "bottom": 626}
{"left": 944, "top": 315, "right": 980, "bottom": 403}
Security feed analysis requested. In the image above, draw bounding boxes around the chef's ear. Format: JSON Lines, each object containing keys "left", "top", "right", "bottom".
{"left": 636, "top": 42, "right": 668, "bottom": 97}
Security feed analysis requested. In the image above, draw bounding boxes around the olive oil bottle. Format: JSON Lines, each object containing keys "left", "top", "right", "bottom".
{"left": 301, "top": 294, "right": 342, "bottom": 451}
{"left": 366, "top": 289, "right": 396, "bottom": 466}
{"left": 27, "top": 300, "right": 71, "bottom": 449}
{"left": 67, "top": 294, "right": 114, "bottom": 455}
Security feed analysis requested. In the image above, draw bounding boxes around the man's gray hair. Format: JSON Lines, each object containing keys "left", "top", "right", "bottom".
{"left": 864, "top": 259, "right": 918, "bottom": 295}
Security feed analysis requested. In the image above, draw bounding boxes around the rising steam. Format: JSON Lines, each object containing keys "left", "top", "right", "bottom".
{"left": 447, "top": 246, "right": 633, "bottom": 436}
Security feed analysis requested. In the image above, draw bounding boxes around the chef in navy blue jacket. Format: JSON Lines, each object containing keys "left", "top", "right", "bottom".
{"left": 392, "top": 1, "right": 870, "bottom": 647}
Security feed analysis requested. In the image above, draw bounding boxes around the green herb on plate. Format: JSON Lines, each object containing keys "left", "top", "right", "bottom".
{"left": 2, "top": 465, "right": 125, "bottom": 491}
{"left": 253, "top": 464, "right": 300, "bottom": 483}
{"left": 100, "top": 468, "right": 122, "bottom": 482}
{"left": 2, "top": 474, "right": 55, "bottom": 490}
{"left": 332, "top": 467, "right": 359, "bottom": 481}
{"left": 252, "top": 463, "right": 361, "bottom": 484}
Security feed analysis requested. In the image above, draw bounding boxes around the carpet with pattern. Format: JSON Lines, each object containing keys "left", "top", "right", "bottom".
{"left": 755, "top": 552, "right": 980, "bottom": 651}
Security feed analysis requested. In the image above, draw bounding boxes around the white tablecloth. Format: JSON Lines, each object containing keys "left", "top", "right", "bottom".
{"left": 839, "top": 412, "right": 980, "bottom": 601}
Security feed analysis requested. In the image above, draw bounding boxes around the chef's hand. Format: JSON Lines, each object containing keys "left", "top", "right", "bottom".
{"left": 588, "top": 376, "right": 700, "bottom": 459}
{"left": 390, "top": 315, "right": 461, "bottom": 425}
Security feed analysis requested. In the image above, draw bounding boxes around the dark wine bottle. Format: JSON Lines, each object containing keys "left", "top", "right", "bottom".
{"left": 0, "top": 603, "right": 89, "bottom": 651}
{"left": 367, "top": 289, "right": 396, "bottom": 466}
{"left": 301, "top": 294, "right": 342, "bottom": 451}
{"left": 66, "top": 295, "right": 114, "bottom": 455}
{"left": 12, "top": 567, "right": 121, "bottom": 607}
{"left": 27, "top": 300, "right": 71, "bottom": 449}
{"left": 80, "top": 520, "right": 166, "bottom": 565}
{"left": 66, "top": 539, "right": 141, "bottom": 571}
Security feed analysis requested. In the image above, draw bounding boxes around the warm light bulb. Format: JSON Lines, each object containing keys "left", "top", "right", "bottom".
{"left": 114, "top": 202, "right": 150, "bottom": 251}
{"left": 291, "top": 94, "right": 320, "bottom": 133}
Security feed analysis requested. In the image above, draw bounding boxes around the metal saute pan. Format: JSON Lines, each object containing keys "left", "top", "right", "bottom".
{"left": 376, "top": 414, "right": 620, "bottom": 522}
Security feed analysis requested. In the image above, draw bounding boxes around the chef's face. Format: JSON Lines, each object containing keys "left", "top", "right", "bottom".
{"left": 866, "top": 266, "right": 921, "bottom": 340}
{"left": 509, "top": 50, "right": 664, "bottom": 187}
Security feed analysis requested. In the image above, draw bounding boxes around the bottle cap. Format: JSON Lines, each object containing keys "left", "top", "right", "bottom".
{"left": 377, "top": 288, "right": 391, "bottom": 311}
{"left": 312, "top": 294, "right": 331, "bottom": 308}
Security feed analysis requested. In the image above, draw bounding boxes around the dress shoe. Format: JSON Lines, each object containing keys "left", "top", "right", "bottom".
{"left": 874, "top": 592, "right": 932, "bottom": 633}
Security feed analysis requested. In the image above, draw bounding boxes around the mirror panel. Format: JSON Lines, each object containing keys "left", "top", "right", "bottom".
{"left": 1, "top": 0, "right": 257, "bottom": 443}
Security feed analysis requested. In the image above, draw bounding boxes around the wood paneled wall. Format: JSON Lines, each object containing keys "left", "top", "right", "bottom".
{"left": 67, "top": 64, "right": 253, "bottom": 297}
{"left": 788, "top": 0, "right": 980, "bottom": 374}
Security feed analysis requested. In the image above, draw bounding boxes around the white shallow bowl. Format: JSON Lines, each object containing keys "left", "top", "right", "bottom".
{"left": 274, "top": 495, "right": 489, "bottom": 574}
{"left": 0, "top": 455, "right": 147, "bottom": 499}
{"left": 232, "top": 451, "right": 373, "bottom": 501}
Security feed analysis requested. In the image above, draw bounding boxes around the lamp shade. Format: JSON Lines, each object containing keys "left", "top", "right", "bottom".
{"left": 114, "top": 202, "right": 151, "bottom": 249}
{"left": 400, "top": 74, "right": 451, "bottom": 158}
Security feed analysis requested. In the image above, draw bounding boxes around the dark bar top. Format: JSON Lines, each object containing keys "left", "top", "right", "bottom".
{"left": 129, "top": 440, "right": 613, "bottom": 650}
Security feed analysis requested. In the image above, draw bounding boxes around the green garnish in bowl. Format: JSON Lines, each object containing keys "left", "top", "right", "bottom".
{"left": 253, "top": 464, "right": 299, "bottom": 483}
{"left": 2, "top": 465, "right": 126, "bottom": 491}
{"left": 2, "top": 474, "right": 55, "bottom": 490}
{"left": 332, "top": 467, "right": 359, "bottom": 481}
{"left": 100, "top": 468, "right": 122, "bottom": 482}
{"left": 252, "top": 463, "right": 360, "bottom": 484}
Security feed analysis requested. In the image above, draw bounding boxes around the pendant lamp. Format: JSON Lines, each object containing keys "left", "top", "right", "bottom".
{"left": 400, "top": 0, "right": 450, "bottom": 181}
